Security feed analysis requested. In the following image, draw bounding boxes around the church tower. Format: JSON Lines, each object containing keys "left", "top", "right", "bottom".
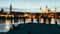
{"left": 46, "top": 5, "right": 49, "bottom": 13}
{"left": 10, "top": 4, "right": 12, "bottom": 12}
{"left": 40, "top": 7, "right": 42, "bottom": 13}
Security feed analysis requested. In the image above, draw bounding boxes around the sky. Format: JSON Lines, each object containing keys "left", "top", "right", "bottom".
{"left": 0, "top": 0, "right": 60, "bottom": 10}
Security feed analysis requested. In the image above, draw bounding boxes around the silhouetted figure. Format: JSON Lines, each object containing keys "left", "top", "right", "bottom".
{"left": 12, "top": 24, "right": 15, "bottom": 29}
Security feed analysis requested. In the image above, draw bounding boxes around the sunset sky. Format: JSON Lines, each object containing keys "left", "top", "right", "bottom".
{"left": 0, "top": 0, "right": 60, "bottom": 10}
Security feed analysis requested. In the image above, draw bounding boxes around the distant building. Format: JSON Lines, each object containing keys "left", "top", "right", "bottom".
{"left": 10, "top": 4, "right": 12, "bottom": 12}
{"left": 46, "top": 5, "right": 49, "bottom": 13}
{"left": 48, "top": 9, "right": 51, "bottom": 13}
{"left": 1, "top": 8, "right": 4, "bottom": 13}
{"left": 40, "top": 7, "right": 43, "bottom": 13}
{"left": 0, "top": 8, "right": 7, "bottom": 14}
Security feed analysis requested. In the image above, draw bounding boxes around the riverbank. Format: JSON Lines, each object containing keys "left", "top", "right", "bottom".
{"left": 1, "top": 23, "right": 60, "bottom": 34}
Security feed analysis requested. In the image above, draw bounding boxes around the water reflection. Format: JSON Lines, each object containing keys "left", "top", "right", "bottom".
{"left": 33, "top": 19, "right": 37, "bottom": 23}
{"left": 39, "top": 18, "right": 44, "bottom": 23}
{"left": 57, "top": 19, "right": 60, "bottom": 25}
{"left": 0, "top": 18, "right": 60, "bottom": 32}
{"left": 50, "top": 18, "right": 55, "bottom": 24}
{"left": 5, "top": 20, "right": 11, "bottom": 32}
{"left": 25, "top": 18, "right": 31, "bottom": 23}
{"left": 0, "top": 19, "right": 11, "bottom": 32}
{"left": 46, "top": 19, "right": 49, "bottom": 24}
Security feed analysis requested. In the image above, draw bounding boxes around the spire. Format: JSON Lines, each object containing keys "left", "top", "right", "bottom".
{"left": 10, "top": 4, "right": 12, "bottom": 12}
{"left": 46, "top": 5, "right": 48, "bottom": 13}
{"left": 46, "top": 5, "right": 47, "bottom": 8}
{"left": 40, "top": 7, "right": 42, "bottom": 9}
{"left": 40, "top": 7, "right": 42, "bottom": 13}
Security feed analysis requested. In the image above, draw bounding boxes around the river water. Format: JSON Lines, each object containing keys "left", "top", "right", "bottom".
{"left": 0, "top": 18, "right": 60, "bottom": 33}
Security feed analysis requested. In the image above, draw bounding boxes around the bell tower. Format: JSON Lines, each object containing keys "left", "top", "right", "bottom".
{"left": 40, "top": 7, "right": 42, "bottom": 13}
{"left": 46, "top": 5, "right": 48, "bottom": 13}
{"left": 10, "top": 4, "right": 12, "bottom": 12}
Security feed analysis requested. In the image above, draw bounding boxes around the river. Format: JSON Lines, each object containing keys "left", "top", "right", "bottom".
{"left": 0, "top": 18, "right": 60, "bottom": 33}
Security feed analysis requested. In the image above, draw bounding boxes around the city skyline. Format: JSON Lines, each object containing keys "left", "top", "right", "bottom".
{"left": 0, "top": 0, "right": 60, "bottom": 9}
{"left": 0, "top": 0, "right": 60, "bottom": 12}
